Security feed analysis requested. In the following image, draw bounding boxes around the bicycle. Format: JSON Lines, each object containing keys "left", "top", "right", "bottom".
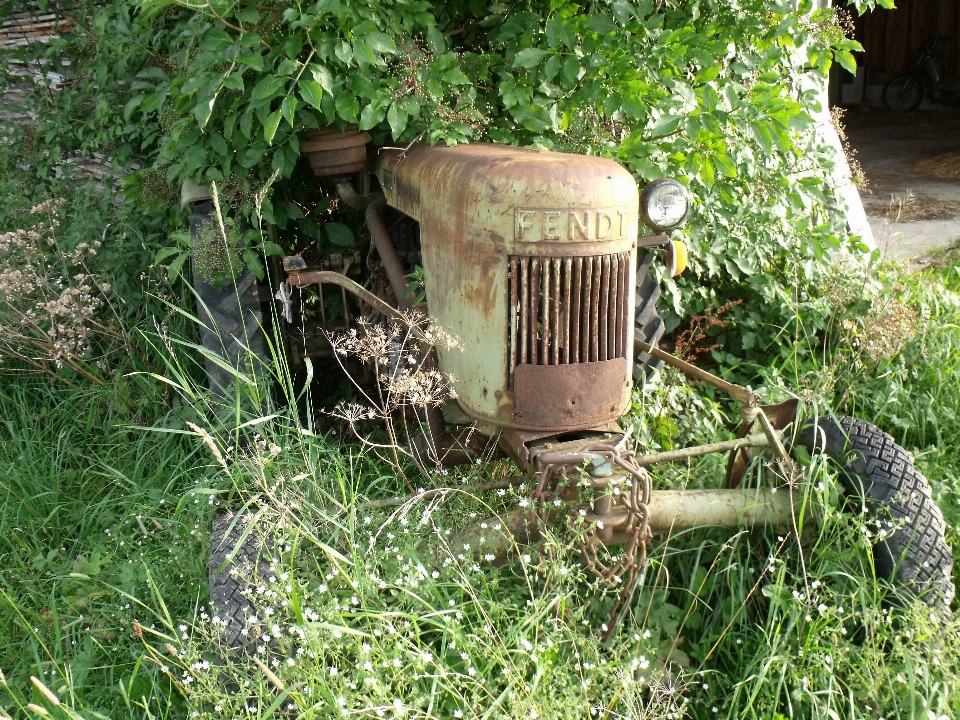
{"left": 884, "top": 35, "right": 960, "bottom": 111}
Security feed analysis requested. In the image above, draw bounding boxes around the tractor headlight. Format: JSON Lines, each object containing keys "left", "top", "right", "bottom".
{"left": 640, "top": 179, "right": 690, "bottom": 232}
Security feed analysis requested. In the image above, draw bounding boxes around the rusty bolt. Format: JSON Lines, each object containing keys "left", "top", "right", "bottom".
{"left": 495, "top": 390, "right": 503, "bottom": 398}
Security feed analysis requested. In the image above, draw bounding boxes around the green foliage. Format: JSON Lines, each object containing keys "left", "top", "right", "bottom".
{"left": 3, "top": 0, "right": 876, "bottom": 365}
{"left": 120, "top": 0, "right": 875, "bottom": 372}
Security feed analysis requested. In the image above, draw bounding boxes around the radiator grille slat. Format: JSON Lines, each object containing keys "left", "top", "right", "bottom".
{"left": 508, "top": 252, "right": 630, "bottom": 383}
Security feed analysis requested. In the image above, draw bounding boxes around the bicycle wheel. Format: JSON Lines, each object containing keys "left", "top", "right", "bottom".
{"left": 884, "top": 76, "right": 923, "bottom": 112}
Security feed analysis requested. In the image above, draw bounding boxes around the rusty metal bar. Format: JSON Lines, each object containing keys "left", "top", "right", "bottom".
{"left": 519, "top": 258, "right": 528, "bottom": 367}
{"left": 757, "top": 407, "right": 795, "bottom": 470}
{"left": 531, "top": 432, "right": 772, "bottom": 472}
{"left": 542, "top": 258, "right": 551, "bottom": 364}
{"left": 341, "top": 286, "right": 351, "bottom": 329}
{"left": 366, "top": 195, "right": 411, "bottom": 310}
{"left": 317, "top": 281, "right": 327, "bottom": 327}
{"left": 609, "top": 487, "right": 806, "bottom": 536}
{"left": 551, "top": 259, "right": 561, "bottom": 365}
{"left": 287, "top": 270, "right": 407, "bottom": 325}
{"left": 562, "top": 258, "right": 572, "bottom": 364}
{"left": 456, "top": 487, "right": 813, "bottom": 561}
{"left": 530, "top": 258, "right": 540, "bottom": 365}
{"left": 509, "top": 258, "right": 519, "bottom": 375}
{"left": 583, "top": 257, "right": 593, "bottom": 361}
{"left": 571, "top": 257, "right": 582, "bottom": 363}
{"left": 590, "top": 257, "right": 602, "bottom": 362}
{"left": 611, "top": 254, "right": 620, "bottom": 359}
{"left": 634, "top": 339, "right": 760, "bottom": 407}
{"left": 633, "top": 432, "right": 772, "bottom": 467}
{"left": 599, "top": 255, "right": 610, "bottom": 361}
{"left": 617, "top": 253, "right": 633, "bottom": 357}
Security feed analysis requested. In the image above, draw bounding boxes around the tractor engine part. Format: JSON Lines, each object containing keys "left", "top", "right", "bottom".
{"left": 375, "top": 143, "right": 639, "bottom": 435}
{"left": 302, "top": 124, "right": 371, "bottom": 177}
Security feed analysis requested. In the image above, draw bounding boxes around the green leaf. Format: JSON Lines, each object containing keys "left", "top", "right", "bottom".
{"left": 695, "top": 63, "right": 721, "bottom": 83}
{"left": 648, "top": 113, "right": 682, "bottom": 138}
{"left": 281, "top": 96, "right": 298, "bottom": 127}
{"left": 622, "top": 94, "right": 646, "bottom": 120}
{"left": 210, "top": 131, "right": 229, "bottom": 156}
{"left": 585, "top": 14, "right": 617, "bottom": 35}
{"left": 222, "top": 72, "right": 244, "bottom": 91}
{"left": 359, "top": 102, "right": 384, "bottom": 130}
{"left": 299, "top": 80, "right": 324, "bottom": 110}
{"left": 283, "top": 33, "right": 303, "bottom": 59}
{"left": 235, "top": 5, "right": 259, "bottom": 23}
{"left": 713, "top": 151, "right": 737, "bottom": 178}
{"left": 751, "top": 121, "right": 773, "bottom": 155}
{"left": 194, "top": 97, "right": 215, "bottom": 128}
{"left": 262, "top": 240, "right": 284, "bottom": 256}
{"left": 310, "top": 64, "right": 334, "bottom": 94}
{"left": 366, "top": 32, "right": 396, "bottom": 54}
{"left": 243, "top": 248, "right": 265, "bottom": 280}
{"left": 263, "top": 110, "right": 282, "bottom": 145}
{"left": 251, "top": 75, "right": 285, "bottom": 102}
{"left": 387, "top": 103, "right": 408, "bottom": 137}
{"left": 545, "top": 18, "right": 564, "bottom": 49}
{"left": 335, "top": 40, "right": 353, "bottom": 64}
{"left": 236, "top": 52, "right": 264, "bottom": 71}
{"left": 514, "top": 48, "right": 551, "bottom": 69}
{"left": 561, "top": 56, "right": 581, "bottom": 85}
{"left": 154, "top": 246, "right": 181, "bottom": 264}
{"left": 123, "top": 95, "right": 144, "bottom": 121}
{"left": 277, "top": 58, "right": 298, "bottom": 75}
{"left": 700, "top": 84, "right": 719, "bottom": 112}
{"left": 335, "top": 92, "right": 360, "bottom": 123}
{"left": 167, "top": 252, "right": 188, "bottom": 283}
{"left": 325, "top": 222, "right": 354, "bottom": 247}
{"left": 142, "top": 93, "right": 165, "bottom": 113}
{"left": 835, "top": 49, "right": 857, "bottom": 75}
{"left": 544, "top": 55, "right": 561, "bottom": 80}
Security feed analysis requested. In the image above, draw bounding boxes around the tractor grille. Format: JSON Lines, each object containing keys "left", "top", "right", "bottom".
{"left": 508, "top": 252, "right": 630, "bottom": 381}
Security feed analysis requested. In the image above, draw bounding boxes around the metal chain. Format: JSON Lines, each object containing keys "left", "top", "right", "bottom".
{"left": 532, "top": 444, "right": 652, "bottom": 641}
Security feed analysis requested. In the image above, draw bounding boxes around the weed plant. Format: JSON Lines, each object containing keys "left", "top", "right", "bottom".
{"left": 3, "top": 176, "right": 960, "bottom": 718}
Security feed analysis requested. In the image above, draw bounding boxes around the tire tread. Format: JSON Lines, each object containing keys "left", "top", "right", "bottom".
{"left": 799, "top": 415, "right": 954, "bottom": 608}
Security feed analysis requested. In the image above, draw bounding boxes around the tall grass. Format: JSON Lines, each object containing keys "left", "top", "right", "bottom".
{"left": 0, "top": 376, "right": 210, "bottom": 718}
{"left": 4, "top": 249, "right": 960, "bottom": 719}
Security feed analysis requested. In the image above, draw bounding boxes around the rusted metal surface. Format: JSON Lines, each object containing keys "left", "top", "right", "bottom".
{"left": 507, "top": 252, "right": 630, "bottom": 378}
{"left": 283, "top": 251, "right": 361, "bottom": 274}
{"left": 459, "top": 487, "right": 810, "bottom": 562}
{"left": 302, "top": 125, "right": 371, "bottom": 177}
{"left": 726, "top": 399, "right": 800, "bottom": 487}
{"left": 634, "top": 431, "right": 773, "bottom": 467}
{"left": 531, "top": 443, "right": 652, "bottom": 641}
{"left": 591, "top": 487, "right": 808, "bottom": 539}
{"left": 637, "top": 233, "right": 671, "bottom": 248}
{"left": 513, "top": 358, "right": 627, "bottom": 430}
{"left": 634, "top": 338, "right": 760, "bottom": 407}
{"left": 375, "top": 142, "right": 639, "bottom": 431}
{"left": 335, "top": 180, "right": 366, "bottom": 209}
{"left": 365, "top": 195, "right": 411, "bottom": 310}
{"left": 285, "top": 269, "right": 407, "bottom": 324}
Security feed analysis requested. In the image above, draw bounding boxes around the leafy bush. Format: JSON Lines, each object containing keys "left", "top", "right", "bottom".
{"left": 3, "top": 0, "right": 889, "bottom": 373}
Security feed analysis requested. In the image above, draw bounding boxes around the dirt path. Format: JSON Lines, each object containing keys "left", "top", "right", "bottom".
{"left": 844, "top": 108, "right": 960, "bottom": 262}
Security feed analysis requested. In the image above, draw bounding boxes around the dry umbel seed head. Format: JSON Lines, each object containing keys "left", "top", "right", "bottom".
{"left": 0, "top": 202, "right": 115, "bottom": 375}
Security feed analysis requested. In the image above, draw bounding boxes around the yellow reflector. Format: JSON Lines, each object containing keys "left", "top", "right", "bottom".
{"left": 668, "top": 239, "right": 688, "bottom": 277}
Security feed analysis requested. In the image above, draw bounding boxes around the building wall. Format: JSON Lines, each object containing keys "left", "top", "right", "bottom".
{"left": 853, "top": 0, "right": 960, "bottom": 84}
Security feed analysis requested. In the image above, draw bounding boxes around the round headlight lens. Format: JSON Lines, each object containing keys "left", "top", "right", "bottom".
{"left": 640, "top": 179, "right": 690, "bottom": 232}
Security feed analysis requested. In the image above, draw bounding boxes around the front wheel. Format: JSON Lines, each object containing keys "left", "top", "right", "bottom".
{"left": 633, "top": 249, "right": 666, "bottom": 381}
{"left": 884, "top": 75, "right": 923, "bottom": 112}
{"left": 795, "top": 416, "right": 954, "bottom": 609}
